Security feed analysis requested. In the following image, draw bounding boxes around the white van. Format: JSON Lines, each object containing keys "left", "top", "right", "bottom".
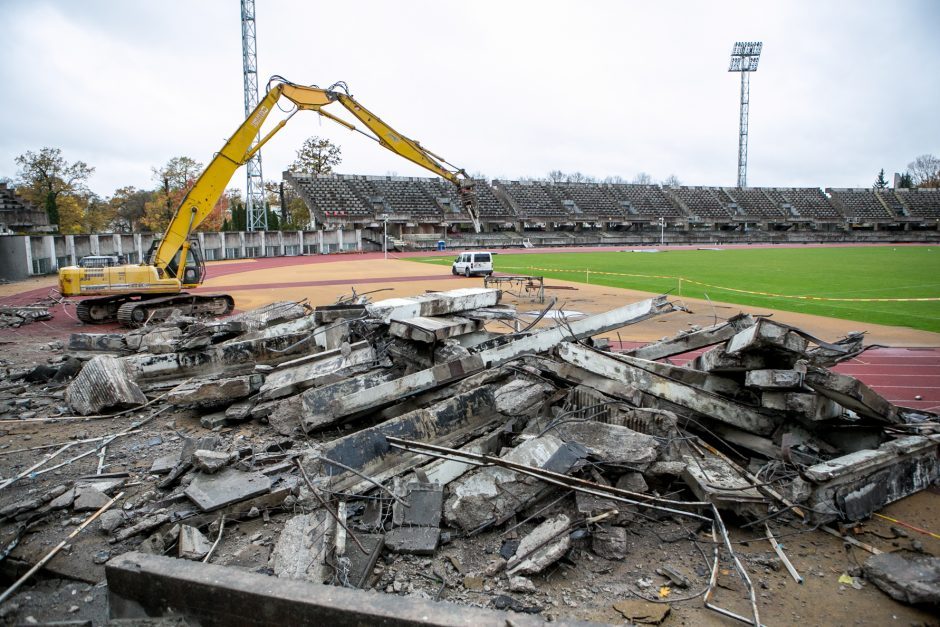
{"left": 452, "top": 251, "right": 494, "bottom": 277}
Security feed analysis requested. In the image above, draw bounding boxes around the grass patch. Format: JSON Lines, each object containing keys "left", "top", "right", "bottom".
{"left": 411, "top": 246, "right": 940, "bottom": 333}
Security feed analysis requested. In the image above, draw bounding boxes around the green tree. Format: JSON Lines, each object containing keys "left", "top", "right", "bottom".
{"left": 110, "top": 186, "right": 152, "bottom": 232}
{"left": 897, "top": 173, "right": 914, "bottom": 189}
{"left": 874, "top": 168, "right": 888, "bottom": 189}
{"left": 290, "top": 136, "right": 342, "bottom": 174}
{"left": 14, "top": 147, "right": 94, "bottom": 226}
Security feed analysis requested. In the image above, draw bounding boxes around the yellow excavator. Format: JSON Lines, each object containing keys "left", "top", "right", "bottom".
{"left": 58, "top": 76, "right": 482, "bottom": 326}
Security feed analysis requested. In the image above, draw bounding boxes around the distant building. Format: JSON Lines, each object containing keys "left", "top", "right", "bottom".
{"left": 0, "top": 183, "right": 52, "bottom": 233}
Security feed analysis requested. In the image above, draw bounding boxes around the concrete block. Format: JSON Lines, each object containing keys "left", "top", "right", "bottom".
{"left": 300, "top": 369, "right": 400, "bottom": 432}
{"left": 804, "top": 368, "right": 900, "bottom": 423}
{"left": 106, "top": 551, "right": 552, "bottom": 626}
{"left": 184, "top": 469, "right": 272, "bottom": 512}
{"left": 367, "top": 288, "right": 501, "bottom": 323}
{"left": 65, "top": 355, "right": 147, "bottom": 416}
{"left": 178, "top": 525, "right": 212, "bottom": 560}
{"left": 552, "top": 421, "right": 658, "bottom": 465}
{"left": 745, "top": 369, "right": 804, "bottom": 390}
{"left": 269, "top": 510, "right": 333, "bottom": 584}
{"left": 192, "top": 449, "right": 231, "bottom": 474}
{"left": 392, "top": 482, "right": 443, "bottom": 528}
{"left": 507, "top": 514, "right": 571, "bottom": 575}
{"left": 259, "top": 341, "right": 375, "bottom": 400}
{"left": 384, "top": 527, "right": 440, "bottom": 555}
{"left": 167, "top": 374, "right": 262, "bottom": 406}
{"left": 389, "top": 315, "right": 483, "bottom": 343}
{"left": 726, "top": 318, "right": 808, "bottom": 357}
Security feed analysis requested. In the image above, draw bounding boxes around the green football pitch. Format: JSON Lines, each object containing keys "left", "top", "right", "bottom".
{"left": 410, "top": 246, "right": 940, "bottom": 333}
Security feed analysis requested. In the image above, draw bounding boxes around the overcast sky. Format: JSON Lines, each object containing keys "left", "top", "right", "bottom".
{"left": 1, "top": 0, "right": 938, "bottom": 197}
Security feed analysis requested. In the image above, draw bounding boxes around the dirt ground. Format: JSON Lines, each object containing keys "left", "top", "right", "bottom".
{"left": 0, "top": 255, "right": 938, "bottom": 626}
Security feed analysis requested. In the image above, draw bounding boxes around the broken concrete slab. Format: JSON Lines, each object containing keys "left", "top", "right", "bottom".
{"left": 552, "top": 421, "right": 659, "bottom": 465}
{"left": 863, "top": 552, "right": 940, "bottom": 606}
{"left": 761, "top": 391, "right": 843, "bottom": 422}
{"left": 804, "top": 367, "right": 900, "bottom": 424}
{"left": 140, "top": 327, "right": 182, "bottom": 354}
{"left": 726, "top": 318, "right": 809, "bottom": 357}
{"left": 107, "top": 551, "right": 553, "bottom": 626}
{"left": 494, "top": 377, "right": 554, "bottom": 417}
{"left": 367, "top": 287, "right": 501, "bottom": 324}
{"left": 121, "top": 314, "right": 323, "bottom": 383}
{"left": 269, "top": 510, "right": 333, "bottom": 584}
{"left": 259, "top": 341, "right": 375, "bottom": 400}
{"left": 507, "top": 514, "right": 571, "bottom": 575}
{"left": 300, "top": 369, "right": 400, "bottom": 432}
{"left": 745, "top": 369, "right": 805, "bottom": 390}
{"left": 385, "top": 527, "right": 441, "bottom": 555}
{"left": 609, "top": 352, "right": 742, "bottom": 397}
{"left": 443, "top": 434, "right": 565, "bottom": 532}
{"left": 392, "top": 482, "right": 443, "bottom": 528}
{"left": 557, "top": 342, "right": 779, "bottom": 436}
{"left": 178, "top": 525, "right": 211, "bottom": 560}
{"left": 184, "top": 469, "right": 272, "bottom": 512}
{"left": 73, "top": 485, "right": 111, "bottom": 512}
{"left": 67, "top": 332, "right": 130, "bottom": 354}
{"left": 303, "top": 355, "right": 484, "bottom": 433}
{"left": 65, "top": 354, "right": 148, "bottom": 416}
{"left": 612, "top": 599, "right": 670, "bottom": 624}
{"left": 627, "top": 313, "right": 756, "bottom": 361}
{"left": 478, "top": 296, "right": 674, "bottom": 367}
{"left": 309, "top": 386, "right": 498, "bottom": 496}
{"left": 681, "top": 453, "right": 767, "bottom": 517}
{"left": 692, "top": 344, "right": 772, "bottom": 373}
{"left": 167, "top": 374, "right": 263, "bottom": 406}
{"left": 790, "top": 435, "right": 940, "bottom": 524}
{"left": 389, "top": 315, "right": 483, "bottom": 344}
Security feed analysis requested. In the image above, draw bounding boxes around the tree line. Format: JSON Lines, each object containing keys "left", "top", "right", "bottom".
{"left": 6, "top": 136, "right": 343, "bottom": 235}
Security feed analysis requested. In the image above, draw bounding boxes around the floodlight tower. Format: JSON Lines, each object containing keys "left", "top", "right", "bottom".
{"left": 729, "top": 41, "right": 762, "bottom": 188}
{"left": 241, "top": 0, "right": 267, "bottom": 231}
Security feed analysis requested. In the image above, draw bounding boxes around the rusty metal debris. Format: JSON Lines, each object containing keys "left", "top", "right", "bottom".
{"left": 0, "top": 287, "right": 938, "bottom": 624}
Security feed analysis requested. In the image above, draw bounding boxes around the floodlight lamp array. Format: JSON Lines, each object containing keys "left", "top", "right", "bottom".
{"left": 729, "top": 41, "right": 762, "bottom": 72}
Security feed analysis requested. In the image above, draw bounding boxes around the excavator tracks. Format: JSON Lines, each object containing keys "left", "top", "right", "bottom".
{"left": 116, "top": 293, "right": 235, "bottom": 327}
{"left": 75, "top": 296, "right": 130, "bottom": 324}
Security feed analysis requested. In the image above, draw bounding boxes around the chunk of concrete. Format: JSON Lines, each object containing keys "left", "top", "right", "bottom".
{"left": 178, "top": 525, "right": 212, "bottom": 561}
{"left": 592, "top": 525, "right": 628, "bottom": 560}
{"left": 552, "top": 421, "right": 658, "bottom": 465}
{"left": 300, "top": 369, "right": 400, "bottom": 432}
{"left": 140, "top": 327, "right": 182, "bottom": 354}
{"left": 269, "top": 510, "right": 333, "bottom": 583}
{"left": 790, "top": 435, "right": 940, "bottom": 524}
{"left": 625, "top": 314, "right": 755, "bottom": 361}
{"left": 745, "top": 369, "right": 804, "bottom": 390}
{"left": 184, "top": 469, "right": 272, "bottom": 512}
{"left": 692, "top": 344, "right": 771, "bottom": 373}
{"left": 681, "top": 453, "right": 767, "bottom": 517}
{"left": 384, "top": 527, "right": 441, "bottom": 555}
{"left": 804, "top": 368, "right": 900, "bottom": 424}
{"left": 444, "top": 435, "right": 565, "bottom": 532}
{"left": 259, "top": 341, "right": 376, "bottom": 400}
{"left": 863, "top": 552, "right": 940, "bottom": 605}
{"left": 507, "top": 514, "right": 571, "bottom": 575}
{"left": 494, "top": 378, "right": 553, "bottom": 416}
{"left": 65, "top": 354, "right": 147, "bottom": 416}
{"left": 192, "top": 450, "right": 231, "bottom": 474}
{"left": 389, "top": 315, "right": 483, "bottom": 344}
{"left": 367, "top": 288, "right": 501, "bottom": 323}
{"left": 726, "top": 318, "right": 808, "bottom": 357}
{"left": 341, "top": 533, "right": 385, "bottom": 588}
{"left": 167, "top": 374, "right": 262, "bottom": 407}
{"left": 303, "top": 355, "right": 485, "bottom": 432}
{"left": 73, "top": 485, "right": 111, "bottom": 512}
{"left": 761, "top": 391, "right": 842, "bottom": 421}
{"left": 392, "top": 482, "right": 443, "bottom": 528}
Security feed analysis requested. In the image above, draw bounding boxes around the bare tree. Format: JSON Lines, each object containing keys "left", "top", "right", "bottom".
{"left": 906, "top": 154, "right": 940, "bottom": 188}
{"left": 632, "top": 172, "right": 653, "bottom": 185}
{"left": 662, "top": 175, "right": 681, "bottom": 187}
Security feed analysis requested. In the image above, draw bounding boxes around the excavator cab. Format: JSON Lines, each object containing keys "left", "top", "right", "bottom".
{"left": 145, "top": 237, "right": 207, "bottom": 287}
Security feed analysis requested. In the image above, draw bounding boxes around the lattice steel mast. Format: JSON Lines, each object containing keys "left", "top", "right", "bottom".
{"left": 729, "top": 42, "right": 762, "bottom": 188}
{"left": 241, "top": 0, "right": 266, "bottom": 231}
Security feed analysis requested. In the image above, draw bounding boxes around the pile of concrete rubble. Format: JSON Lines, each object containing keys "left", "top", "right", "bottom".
{"left": 2, "top": 287, "right": 939, "bottom": 622}
{"left": 0, "top": 305, "right": 52, "bottom": 329}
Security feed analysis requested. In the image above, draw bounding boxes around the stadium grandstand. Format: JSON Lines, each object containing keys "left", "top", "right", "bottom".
{"left": 283, "top": 171, "right": 940, "bottom": 248}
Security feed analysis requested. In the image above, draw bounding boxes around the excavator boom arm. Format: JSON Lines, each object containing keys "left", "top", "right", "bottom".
{"left": 153, "top": 78, "right": 480, "bottom": 271}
